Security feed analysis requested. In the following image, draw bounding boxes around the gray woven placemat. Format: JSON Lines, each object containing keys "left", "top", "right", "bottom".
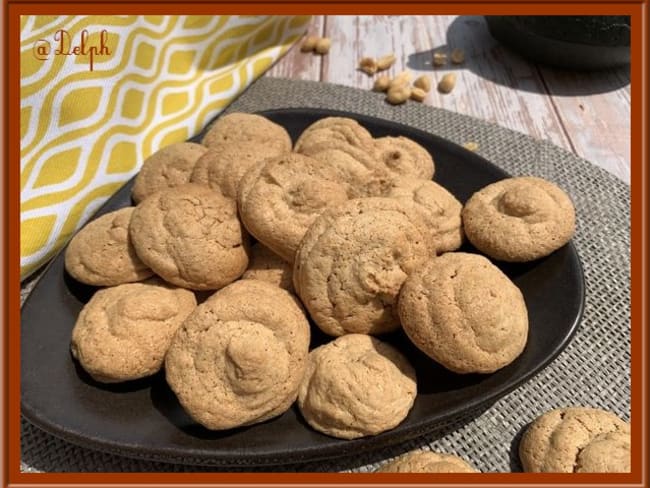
{"left": 21, "top": 77, "right": 630, "bottom": 473}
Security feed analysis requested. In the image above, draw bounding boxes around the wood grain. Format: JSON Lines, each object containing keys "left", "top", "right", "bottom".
{"left": 540, "top": 67, "right": 631, "bottom": 183}
{"left": 266, "top": 16, "right": 325, "bottom": 81}
{"left": 266, "top": 15, "right": 630, "bottom": 183}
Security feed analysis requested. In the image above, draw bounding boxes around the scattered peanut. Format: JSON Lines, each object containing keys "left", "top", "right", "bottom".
{"left": 432, "top": 52, "right": 447, "bottom": 67}
{"left": 410, "top": 87, "right": 427, "bottom": 102}
{"left": 376, "top": 53, "right": 397, "bottom": 71}
{"left": 462, "top": 141, "right": 479, "bottom": 151}
{"left": 386, "top": 85, "right": 411, "bottom": 105}
{"left": 389, "top": 70, "right": 412, "bottom": 90}
{"left": 413, "top": 75, "right": 431, "bottom": 93}
{"left": 300, "top": 35, "right": 319, "bottom": 52}
{"left": 450, "top": 48, "right": 465, "bottom": 64}
{"left": 359, "top": 57, "right": 378, "bottom": 75}
{"left": 373, "top": 75, "right": 391, "bottom": 92}
{"left": 438, "top": 73, "right": 457, "bottom": 94}
{"left": 314, "top": 37, "right": 331, "bottom": 55}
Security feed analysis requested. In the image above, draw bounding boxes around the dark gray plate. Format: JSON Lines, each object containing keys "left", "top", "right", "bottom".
{"left": 21, "top": 108, "right": 585, "bottom": 467}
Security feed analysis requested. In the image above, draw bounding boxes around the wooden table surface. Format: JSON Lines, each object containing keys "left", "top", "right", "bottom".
{"left": 267, "top": 15, "right": 631, "bottom": 184}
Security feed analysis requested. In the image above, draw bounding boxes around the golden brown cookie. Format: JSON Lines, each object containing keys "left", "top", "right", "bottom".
{"left": 131, "top": 142, "right": 208, "bottom": 203}
{"left": 462, "top": 176, "right": 576, "bottom": 262}
{"left": 189, "top": 142, "right": 284, "bottom": 199}
{"left": 70, "top": 279, "right": 196, "bottom": 383}
{"left": 64, "top": 207, "right": 153, "bottom": 286}
{"left": 358, "top": 174, "right": 463, "bottom": 254}
{"left": 293, "top": 198, "right": 433, "bottom": 336}
{"left": 201, "top": 112, "right": 292, "bottom": 155}
{"left": 242, "top": 243, "right": 294, "bottom": 292}
{"left": 376, "top": 451, "right": 478, "bottom": 473}
{"left": 165, "top": 279, "right": 310, "bottom": 430}
{"left": 237, "top": 153, "right": 350, "bottom": 263}
{"left": 129, "top": 183, "right": 249, "bottom": 290}
{"left": 297, "top": 334, "right": 416, "bottom": 439}
{"left": 372, "top": 136, "right": 435, "bottom": 180}
{"left": 519, "top": 407, "right": 630, "bottom": 472}
{"left": 299, "top": 140, "right": 378, "bottom": 190}
{"left": 294, "top": 116, "right": 374, "bottom": 155}
{"left": 398, "top": 252, "right": 528, "bottom": 374}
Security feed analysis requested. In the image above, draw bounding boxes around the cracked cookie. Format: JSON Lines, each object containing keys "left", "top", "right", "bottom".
{"left": 237, "top": 153, "right": 350, "bottom": 263}
{"left": 201, "top": 112, "right": 292, "bottom": 155}
{"left": 189, "top": 142, "right": 284, "bottom": 199}
{"left": 358, "top": 174, "right": 463, "bottom": 254}
{"left": 294, "top": 116, "right": 374, "bottom": 155}
{"left": 299, "top": 140, "right": 378, "bottom": 190}
{"left": 131, "top": 142, "right": 208, "bottom": 203}
{"left": 65, "top": 207, "right": 153, "bottom": 286}
{"left": 519, "top": 407, "right": 630, "bottom": 472}
{"left": 398, "top": 252, "right": 528, "bottom": 374}
{"left": 71, "top": 278, "right": 196, "bottom": 383}
{"left": 129, "top": 183, "right": 249, "bottom": 290}
{"left": 372, "top": 136, "right": 435, "bottom": 180}
{"left": 165, "top": 279, "right": 310, "bottom": 430}
{"left": 293, "top": 197, "right": 433, "bottom": 336}
{"left": 242, "top": 243, "right": 294, "bottom": 292}
{"left": 297, "top": 334, "right": 416, "bottom": 439}
{"left": 462, "top": 176, "right": 576, "bottom": 262}
{"left": 376, "top": 450, "right": 478, "bottom": 472}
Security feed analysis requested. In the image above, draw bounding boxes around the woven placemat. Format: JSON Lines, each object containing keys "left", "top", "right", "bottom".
{"left": 20, "top": 77, "right": 630, "bottom": 473}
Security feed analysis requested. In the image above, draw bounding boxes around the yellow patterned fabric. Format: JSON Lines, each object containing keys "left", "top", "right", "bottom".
{"left": 20, "top": 15, "right": 310, "bottom": 279}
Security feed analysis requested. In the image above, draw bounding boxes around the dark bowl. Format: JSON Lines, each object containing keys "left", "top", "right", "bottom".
{"left": 485, "top": 16, "right": 630, "bottom": 70}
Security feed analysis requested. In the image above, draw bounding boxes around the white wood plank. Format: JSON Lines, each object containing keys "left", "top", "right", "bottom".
{"left": 541, "top": 68, "right": 631, "bottom": 183}
{"left": 266, "top": 16, "right": 325, "bottom": 81}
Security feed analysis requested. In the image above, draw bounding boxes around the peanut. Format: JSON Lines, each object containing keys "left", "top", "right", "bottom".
{"left": 463, "top": 141, "right": 479, "bottom": 151}
{"left": 450, "top": 48, "right": 465, "bottom": 64}
{"left": 432, "top": 52, "right": 447, "bottom": 67}
{"left": 300, "top": 35, "right": 319, "bottom": 52}
{"left": 376, "top": 53, "right": 396, "bottom": 71}
{"left": 389, "top": 70, "right": 412, "bottom": 90}
{"left": 373, "top": 75, "right": 391, "bottom": 92}
{"left": 410, "top": 87, "right": 427, "bottom": 102}
{"left": 438, "top": 73, "right": 456, "bottom": 94}
{"left": 386, "top": 85, "right": 411, "bottom": 105}
{"left": 413, "top": 75, "right": 431, "bottom": 93}
{"left": 359, "top": 57, "right": 378, "bottom": 75}
{"left": 314, "top": 37, "right": 331, "bottom": 54}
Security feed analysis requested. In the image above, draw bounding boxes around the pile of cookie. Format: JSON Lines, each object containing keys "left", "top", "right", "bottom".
{"left": 64, "top": 113, "right": 629, "bottom": 472}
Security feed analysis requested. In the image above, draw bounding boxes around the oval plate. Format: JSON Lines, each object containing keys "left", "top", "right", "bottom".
{"left": 21, "top": 108, "right": 585, "bottom": 467}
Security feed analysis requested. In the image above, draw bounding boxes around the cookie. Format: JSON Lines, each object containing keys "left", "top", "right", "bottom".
{"left": 376, "top": 451, "right": 478, "bottom": 473}
{"left": 189, "top": 142, "right": 285, "bottom": 199}
{"left": 294, "top": 117, "right": 374, "bottom": 155}
{"left": 131, "top": 142, "right": 208, "bottom": 203}
{"left": 237, "top": 153, "right": 350, "bottom": 263}
{"left": 519, "top": 407, "right": 630, "bottom": 472}
{"left": 299, "top": 140, "right": 378, "bottom": 190}
{"left": 64, "top": 207, "right": 153, "bottom": 286}
{"left": 293, "top": 198, "right": 433, "bottom": 336}
{"left": 297, "top": 334, "right": 416, "bottom": 439}
{"left": 201, "top": 112, "right": 292, "bottom": 155}
{"left": 372, "top": 136, "right": 435, "bottom": 180}
{"left": 129, "top": 183, "right": 249, "bottom": 290}
{"left": 242, "top": 243, "right": 294, "bottom": 292}
{"left": 165, "top": 279, "right": 310, "bottom": 430}
{"left": 70, "top": 279, "right": 196, "bottom": 383}
{"left": 398, "top": 252, "right": 528, "bottom": 374}
{"left": 359, "top": 174, "right": 463, "bottom": 254}
{"left": 462, "top": 176, "right": 576, "bottom": 262}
